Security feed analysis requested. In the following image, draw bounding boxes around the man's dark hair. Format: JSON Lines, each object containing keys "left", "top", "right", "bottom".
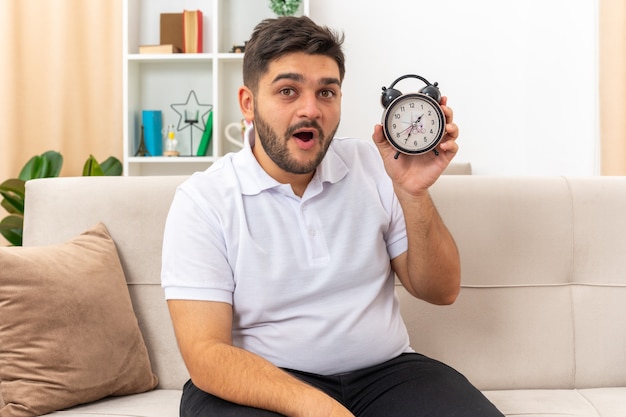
{"left": 243, "top": 16, "right": 345, "bottom": 92}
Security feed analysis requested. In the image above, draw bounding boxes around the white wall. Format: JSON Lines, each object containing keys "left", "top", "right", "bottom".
{"left": 310, "top": 1, "right": 599, "bottom": 175}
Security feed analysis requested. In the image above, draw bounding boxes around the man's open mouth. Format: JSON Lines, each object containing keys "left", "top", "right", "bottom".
{"left": 294, "top": 131, "right": 314, "bottom": 142}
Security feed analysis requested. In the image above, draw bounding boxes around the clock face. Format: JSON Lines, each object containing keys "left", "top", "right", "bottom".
{"left": 382, "top": 93, "right": 445, "bottom": 154}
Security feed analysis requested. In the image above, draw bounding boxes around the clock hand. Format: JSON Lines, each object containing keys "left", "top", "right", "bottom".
{"left": 404, "top": 125, "right": 413, "bottom": 144}
{"left": 399, "top": 113, "right": 420, "bottom": 136}
{"left": 398, "top": 122, "right": 413, "bottom": 135}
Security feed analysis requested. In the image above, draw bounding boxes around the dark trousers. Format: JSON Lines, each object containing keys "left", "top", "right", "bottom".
{"left": 180, "top": 353, "right": 504, "bottom": 417}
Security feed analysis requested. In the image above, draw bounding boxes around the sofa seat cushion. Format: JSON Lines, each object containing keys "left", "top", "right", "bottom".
{"left": 37, "top": 388, "right": 626, "bottom": 417}
{"left": 579, "top": 388, "right": 626, "bottom": 417}
{"left": 46, "top": 390, "right": 182, "bottom": 417}
{"left": 0, "top": 223, "right": 158, "bottom": 417}
{"left": 483, "top": 388, "right": 626, "bottom": 417}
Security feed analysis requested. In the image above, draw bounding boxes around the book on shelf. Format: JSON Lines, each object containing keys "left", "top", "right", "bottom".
{"left": 139, "top": 44, "right": 181, "bottom": 54}
{"left": 160, "top": 13, "right": 184, "bottom": 53}
{"left": 197, "top": 111, "right": 213, "bottom": 156}
{"left": 183, "top": 10, "right": 203, "bottom": 53}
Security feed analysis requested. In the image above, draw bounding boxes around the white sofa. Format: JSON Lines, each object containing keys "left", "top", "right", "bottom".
{"left": 12, "top": 174, "right": 626, "bottom": 416}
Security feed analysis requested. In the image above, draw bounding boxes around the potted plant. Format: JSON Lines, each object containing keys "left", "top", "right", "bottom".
{"left": 0, "top": 151, "right": 122, "bottom": 246}
{"left": 269, "top": 0, "right": 302, "bottom": 16}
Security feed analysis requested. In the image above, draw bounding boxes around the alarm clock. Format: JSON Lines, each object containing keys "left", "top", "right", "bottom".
{"left": 380, "top": 74, "right": 446, "bottom": 159}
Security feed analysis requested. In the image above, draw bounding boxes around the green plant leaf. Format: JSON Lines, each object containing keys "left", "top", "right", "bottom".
{"left": 19, "top": 155, "right": 42, "bottom": 180}
{"left": 82, "top": 155, "right": 122, "bottom": 176}
{"left": 82, "top": 155, "right": 104, "bottom": 176}
{"left": 18, "top": 151, "right": 63, "bottom": 180}
{"left": 41, "top": 150, "right": 63, "bottom": 177}
{"left": 0, "top": 178, "right": 26, "bottom": 214}
{"left": 99, "top": 156, "right": 123, "bottom": 176}
{"left": 0, "top": 214, "right": 23, "bottom": 246}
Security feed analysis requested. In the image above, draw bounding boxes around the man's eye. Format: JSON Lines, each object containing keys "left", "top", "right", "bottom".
{"left": 280, "top": 88, "right": 295, "bottom": 96}
{"left": 320, "top": 90, "right": 335, "bottom": 98}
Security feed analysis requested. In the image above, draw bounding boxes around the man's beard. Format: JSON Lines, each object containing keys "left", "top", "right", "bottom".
{"left": 254, "top": 111, "right": 339, "bottom": 175}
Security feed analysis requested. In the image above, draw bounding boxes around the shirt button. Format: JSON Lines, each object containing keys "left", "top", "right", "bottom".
{"left": 310, "top": 229, "right": 317, "bottom": 237}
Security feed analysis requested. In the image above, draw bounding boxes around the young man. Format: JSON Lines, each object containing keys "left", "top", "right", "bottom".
{"left": 162, "top": 16, "right": 503, "bottom": 417}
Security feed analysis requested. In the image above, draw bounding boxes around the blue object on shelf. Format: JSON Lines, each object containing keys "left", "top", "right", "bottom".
{"left": 142, "top": 110, "right": 163, "bottom": 156}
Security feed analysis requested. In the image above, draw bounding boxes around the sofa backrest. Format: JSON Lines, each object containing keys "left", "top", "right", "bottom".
{"left": 23, "top": 175, "right": 626, "bottom": 392}
{"left": 400, "top": 176, "right": 626, "bottom": 390}
{"left": 24, "top": 176, "right": 190, "bottom": 390}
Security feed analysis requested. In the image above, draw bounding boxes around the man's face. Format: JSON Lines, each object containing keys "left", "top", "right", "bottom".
{"left": 245, "top": 52, "right": 342, "bottom": 181}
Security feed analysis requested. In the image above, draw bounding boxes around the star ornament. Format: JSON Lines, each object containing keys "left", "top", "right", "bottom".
{"left": 170, "top": 90, "right": 213, "bottom": 132}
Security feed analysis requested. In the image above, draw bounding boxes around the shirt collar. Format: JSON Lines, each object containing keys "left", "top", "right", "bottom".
{"left": 232, "top": 126, "right": 349, "bottom": 196}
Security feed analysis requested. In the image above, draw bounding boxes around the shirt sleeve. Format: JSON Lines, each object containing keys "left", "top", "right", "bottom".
{"left": 361, "top": 139, "right": 407, "bottom": 260}
{"left": 161, "top": 183, "right": 234, "bottom": 303}
{"left": 383, "top": 185, "right": 408, "bottom": 260}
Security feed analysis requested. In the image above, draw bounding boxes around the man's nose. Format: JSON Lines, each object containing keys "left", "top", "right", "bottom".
{"left": 297, "top": 92, "right": 323, "bottom": 119}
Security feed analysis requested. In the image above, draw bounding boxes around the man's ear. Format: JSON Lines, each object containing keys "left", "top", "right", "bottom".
{"left": 239, "top": 86, "right": 255, "bottom": 121}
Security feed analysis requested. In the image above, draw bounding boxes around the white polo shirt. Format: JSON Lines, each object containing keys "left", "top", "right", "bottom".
{"left": 161, "top": 130, "right": 413, "bottom": 375}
